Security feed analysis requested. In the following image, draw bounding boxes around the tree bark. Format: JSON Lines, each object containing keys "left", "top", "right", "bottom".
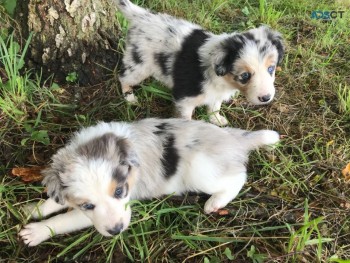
{"left": 15, "top": 0, "right": 121, "bottom": 85}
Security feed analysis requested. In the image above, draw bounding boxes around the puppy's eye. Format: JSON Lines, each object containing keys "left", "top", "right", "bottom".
{"left": 114, "top": 187, "right": 124, "bottom": 198}
{"left": 267, "top": 66, "right": 275, "bottom": 75}
{"left": 240, "top": 72, "right": 251, "bottom": 83}
{"left": 81, "top": 203, "right": 95, "bottom": 210}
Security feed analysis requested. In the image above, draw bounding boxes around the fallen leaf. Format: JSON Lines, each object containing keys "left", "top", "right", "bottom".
{"left": 217, "top": 209, "right": 229, "bottom": 216}
{"left": 11, "top": 167, "right": 45, "bottom": 183}
{"left": 341, "top": 162, "right": 350, "bottom": 181}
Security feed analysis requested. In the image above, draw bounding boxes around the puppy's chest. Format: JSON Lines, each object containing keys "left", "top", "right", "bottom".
{"left": 202, "top": 78, "right": 240, "bottom": 101}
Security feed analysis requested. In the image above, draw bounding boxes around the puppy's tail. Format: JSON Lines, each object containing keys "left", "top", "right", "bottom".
{"left": 112, "top": 0, "right": 148, "bottom": 21}
{"left": 238, "top": 130, "right": 280, "bottom": 151}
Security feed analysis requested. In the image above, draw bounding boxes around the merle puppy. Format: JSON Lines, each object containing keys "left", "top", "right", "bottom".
{"left": 19, "top": 118, "right": 279, "bottom": 246}
{"left": 116, "top": 0, "right": 284, "bottom": 125}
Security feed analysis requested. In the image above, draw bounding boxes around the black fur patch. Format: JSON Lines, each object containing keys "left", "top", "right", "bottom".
{"left": 259, "top": 44, "right": 269, "bottom": 55}
{"left": 161, "top": 134, "right": 179, "bottom": 178}
{"left": 185, "top": 139, "right": 200, "bottom": 149}
{"left": 119, "top": 63, "right": 135, "bottom": 77}
{"left": 168, "top": 26, "right": 176, "bottom": 35}
{"left": 119, "top": 0, "right": 126, "bottom": 6}
{"left": 215, "top": 34, "right": 246, "bottom": 76}
{"left": 173, "top": 29, "right": 210, "bottom": 100}
{"left": 153, "top": 122, "right": 170, "bottom": 135}
{"left": 119, "top": 61, "right": 126, "bottom": 77}
{"left": 112, "top": 167, "right": 128, "bottom": 183}
{"left": 131, "top": 44, "right": 143, "bottom": 64}
{"left": 154, "top": 52, "right": 171, "bottom": 76}
{"left": 243, "top": 32, "right": 260, "bottom": 45}
{"left": 78, "top": 133, "right": 117, "bottom": 159}
{"left": 266, "top": 32, "right": 284, "bottom": 64}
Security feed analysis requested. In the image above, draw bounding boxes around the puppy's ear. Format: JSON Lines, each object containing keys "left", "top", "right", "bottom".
{"left": 117, "top": 138, "right": 140, "bottom": 167}
{"left": 264, "top": 27, "right": 285, "bottom": 65}
{"left": 41, "top": 157, "right": 66, "bottom": 205}
{"left": 212, "top": 34, "right": 246, "bottom": 76}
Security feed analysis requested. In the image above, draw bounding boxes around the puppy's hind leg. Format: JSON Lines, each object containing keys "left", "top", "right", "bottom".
{"left": 119, "top": 53, "right": 152, "bottom": 104}
{"left": 203, "top": 172, "right": 247, "bottom": 214}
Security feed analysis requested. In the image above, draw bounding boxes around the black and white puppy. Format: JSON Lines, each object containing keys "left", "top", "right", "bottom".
{"left": 116, "top": 0, "right": 284, "bottom": 126}
{"left": 19, "top": 118, "right": 279, "bottom": 246}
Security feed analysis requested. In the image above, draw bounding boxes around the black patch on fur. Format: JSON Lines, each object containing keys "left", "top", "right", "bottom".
{"left": 242, "top": 131, "right": 251, "bottom": 136}
{"left": 153, "top": 122, "right": 170, "bottom": 135}
{"left": 116, "top": 138, "right": 139, "bottom": 167}
{"left": 173, "top": 29, "right": 210, "bottom": 100}
{"left": 119, "top": 0, "right": 126, "bottom": 6}
{"left": 266, "top": 31, "right": 284, "bottom": 64}
{"left": 215, "top": 34, "right": 246, "bottom": 76}
{"left": 168, "top": 26, "right": 176, "bottom": 35}
{"left": 77, "top": 133, "right": 138, "bottom": 167}
{"left": 259, "top": 44, "right": 269, "bottom": 55}
{"left": 78, "top": 133, "right": 116, "bottom": 159}
{"left": 243, "top": 32, "right": 260, "bottom": 45}
{"left": 154, "top": 52, "right": 171, "bottom": 76}
{"left": 243, "top": 32, "right": 255, "bottom": 42}
{"left": 161, "top": 134, "right": 179, "bottom": 178}
{"left": 112, "top": 167, "right": 128, "bottom": 183}
{"left": 131, "top": 44, "right": 143, "bottom": 64}
{"left": 185, "top": 139, "right": 200, "bottom": 149}
{"left": 119, "top": 61, "right": 126, "bottom": 77}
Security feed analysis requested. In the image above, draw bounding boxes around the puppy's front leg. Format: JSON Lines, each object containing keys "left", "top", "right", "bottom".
{"left": 23, "top": 198, "right": 68, "bottom": 219}
{"left": 121, "top": 83, "right": 138, "bottom": 104}
{"left": 175, "top": 100, "right": 195, "bottom": 120}
{"left": 207, "top": 101, "right": 228, "bottom": 126}
{"left": 19, "top": 209, "right": 92, "bottom": 246}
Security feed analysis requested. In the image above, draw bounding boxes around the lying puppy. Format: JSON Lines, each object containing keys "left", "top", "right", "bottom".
{"left": 19, "top": 118, "right": 279, "bottom": 246}
{"left": 115, "top": 0, "right": 284, "bottom": 126}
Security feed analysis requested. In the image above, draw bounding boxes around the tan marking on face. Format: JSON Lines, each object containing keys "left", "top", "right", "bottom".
{"left": 222, "top": 60, "right": 254, "bottom": 94}
{"left": 264, "top": 54, "right": 277, "bottom": 69}
{"left": 126, "top": 167, "right": 137, "bottom": 190}
{"left": 66, "top": 195, "right": 90, "bottom": 207}
{"left": 108, "top": 179, "right": 118, "bottom": 196}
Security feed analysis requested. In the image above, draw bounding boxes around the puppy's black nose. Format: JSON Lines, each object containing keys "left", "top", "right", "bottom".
{"left": 258, "top": 94, "right": 271, "bottom": 103}
{"left": 107, "top": 223, "right": 124, "bottom": 235}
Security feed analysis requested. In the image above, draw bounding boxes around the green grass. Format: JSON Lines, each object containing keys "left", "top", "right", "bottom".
{"left": 1, "top": 0, "right": 350, "bottom": 262}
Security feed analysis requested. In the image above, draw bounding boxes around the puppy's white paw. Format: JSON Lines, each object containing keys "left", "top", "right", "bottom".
{"left": 204, "top": 195, "right": 228, "bottom": 214}
{"left": 19, "top": 223, "right": 52, "bottom": 246}
{"left": 124, "top": 92, "right": 138, "bottom": 104}
{"left": 261, "top": 130, "right": 280, "bottom": 146}
{"left": 209, "top": 114, "right": 228, "bottom": 126}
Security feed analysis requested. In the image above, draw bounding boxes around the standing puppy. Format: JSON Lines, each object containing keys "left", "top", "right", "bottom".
{"left": 116, "top": 0, "right": 284, "bottom": 126}
{"left": 20, "top": 118, "right": 279, "bottom": 246}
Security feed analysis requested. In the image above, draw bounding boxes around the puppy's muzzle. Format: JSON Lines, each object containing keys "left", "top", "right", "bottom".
{"left": 107, "top": 223, "right": 124, "bottom": 235}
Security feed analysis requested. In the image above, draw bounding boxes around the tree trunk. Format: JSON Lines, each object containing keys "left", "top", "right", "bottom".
{"left": 15, "top": 0, "right": 121, "bottom": 85}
